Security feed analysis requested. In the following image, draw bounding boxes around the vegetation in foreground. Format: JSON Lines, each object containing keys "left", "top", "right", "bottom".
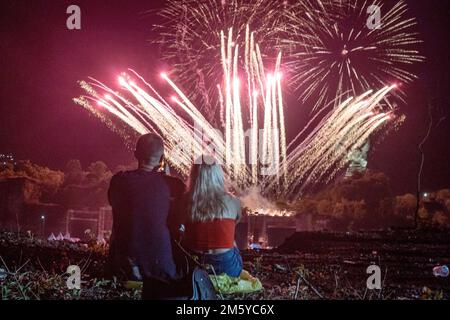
{"left": 1, "top": 230, "right": 449, "bottom": 300}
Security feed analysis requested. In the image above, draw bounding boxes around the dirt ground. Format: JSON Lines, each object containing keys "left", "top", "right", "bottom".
{"left": 240, "top": 229, "right": 450, "bottom": 300}
{"left": 1, "top": 230, "right": 449, "bottom": 300}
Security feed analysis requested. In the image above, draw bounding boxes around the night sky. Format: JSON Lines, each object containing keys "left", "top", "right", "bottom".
{"left": 0, "top": 0, "right": 449, "bottom": 194}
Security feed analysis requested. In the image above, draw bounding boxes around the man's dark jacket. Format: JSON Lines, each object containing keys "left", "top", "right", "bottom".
{"left": 107, "top": 169, "right": 185, "bottom": 281}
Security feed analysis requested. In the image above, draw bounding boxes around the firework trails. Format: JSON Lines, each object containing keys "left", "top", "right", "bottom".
{"left": 282, "top": 0, "right": 424, "bottom": 111}
{"left": 155, "top": 0, "right": 422, "bottom": 114}
{"left": 74, "top": 28, "right": 395, "bottom": 201}
{"left": 153, "top": 0, "right": 289, "bottom": 119}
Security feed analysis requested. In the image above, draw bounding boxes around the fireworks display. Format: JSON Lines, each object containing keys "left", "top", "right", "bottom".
{"left": 153, "top": 0, "right": 289, "bottom": 121}
{"left": 281, "top": 0, "right": 424, "bottom": 111}
{"left": 73, "top": 0, "right": 425, "bottom": 202}
{"left": 74, "top": 28, "right": 396, "bottom": 200}
{"left": 75, "top": 28, "right": 287, "bottom": 189}
{"left": 280, "top": 85, "right": 396, "bottom": 198}
{"left": 154, "top": 0, "right": 423, "bottom": 114}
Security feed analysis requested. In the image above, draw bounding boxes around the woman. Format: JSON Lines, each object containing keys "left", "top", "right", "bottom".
{"left": 182, "top": 155, "right": 243, "bottom": 277}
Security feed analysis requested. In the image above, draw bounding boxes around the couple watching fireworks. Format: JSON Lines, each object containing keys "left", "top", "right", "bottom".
{"left": 106, "top": 133, "right": 243, "bottom": 299}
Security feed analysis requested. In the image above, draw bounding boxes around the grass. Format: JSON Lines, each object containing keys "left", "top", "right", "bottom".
{"left": 0, "top": 230, "right": 448, "bottom": 300}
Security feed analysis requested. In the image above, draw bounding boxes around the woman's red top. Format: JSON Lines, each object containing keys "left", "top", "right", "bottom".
{"left": 184, "top": 218, "right": 236, "bottom": 251}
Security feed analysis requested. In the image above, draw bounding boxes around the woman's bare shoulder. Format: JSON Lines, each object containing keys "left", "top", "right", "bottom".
{"left": 224, "top": 193, "right": 241, "bottom": 204}
{"left": 222, "top": 193, "right": 241, "bottom": 219}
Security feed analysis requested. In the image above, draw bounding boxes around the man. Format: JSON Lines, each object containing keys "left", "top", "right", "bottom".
{"left": 107, "top": 133, "right": 186, "bottom": 299}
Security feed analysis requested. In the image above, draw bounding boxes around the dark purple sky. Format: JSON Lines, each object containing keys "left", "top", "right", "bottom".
{"left": 0, "top": 0, "right": 449, "bottom": 194}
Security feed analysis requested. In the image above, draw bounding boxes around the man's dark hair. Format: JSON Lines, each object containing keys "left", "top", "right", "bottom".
{"left": 134, "top": 133, "right": 164, "bottom": 163}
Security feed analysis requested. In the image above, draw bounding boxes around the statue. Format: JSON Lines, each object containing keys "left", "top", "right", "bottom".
{"left": 346, "top": 141, "right": 370, "bottom": 177}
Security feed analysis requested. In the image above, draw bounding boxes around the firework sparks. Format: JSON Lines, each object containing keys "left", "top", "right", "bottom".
{"left": 275, "top": 85, "right": 396, "bottom": 198}
{"left": 75, "top": 28, "right": 287, "bottom": 190}
{"left": 282, "top": 0, "right": 424, "bottom": 111}
{"left": 249, "top": 208, "right": 295, "bottom": 217}
{"left": 153, "top": 0, "right": 423, "bottom": 115}
{"left": 74, "top": 28, "right": 396, "bottom": 200}
{"left": 153, "top": 0, "right": 289, "bottom": 121}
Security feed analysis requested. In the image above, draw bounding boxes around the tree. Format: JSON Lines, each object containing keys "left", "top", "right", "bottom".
{"left": 1, "top": 160, "right": 64, "bottom": 202}
{"left": 436, "top": 189, "right": 450, "bottom": 202}
{"left": 295, "top": 170, "right": 398, "bottom": 230}
{"left": 394, "top": 194, "right": 416, "bottom": 226}
{"left": 113, "top": 162, "right": 135, "bottom": 174}
{"left": 317, "top": 199, "right": 332, "bottom": 216}
{"left": 64, "top": 159, "right": 85, "bottom": 185}
{"left": 65, "top": 159, "right": 82, "bottom": 173}
{"left": 87, "top": 161, "right": 112, "bottom": 182}
{"left": 293, "top": 197, "right": 318, "bottom": 216}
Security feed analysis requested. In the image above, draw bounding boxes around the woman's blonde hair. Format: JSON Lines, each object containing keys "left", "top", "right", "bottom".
{"left": 187, "top": 155, "right": 227, "bottom": 222}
